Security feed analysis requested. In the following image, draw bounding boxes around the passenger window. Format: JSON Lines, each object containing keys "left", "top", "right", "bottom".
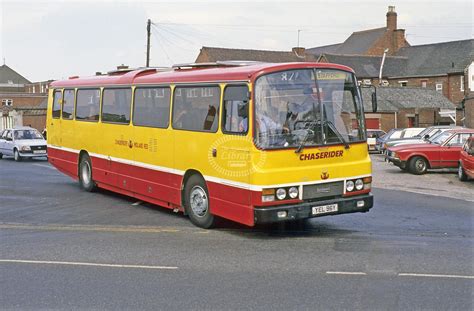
{"left": 447, "top": 134, "right": 469, "bottom": 146}
{"left": 102, "top": 88, "right": 132, "bottom": 124}
{"left": 52, "top": 90, "right": 62, "bottom": 119}
{"left": 76, "top": 89, "right": 101, "bottom": 122}
{"left": 62, "top": 89, "right": 75, "bottom": 120}
{"left": 133, "top": 87, "right": 171, "bottom": 128}
{"left": 222, "top": 85, "right": 249, "bottom": 134}
{"left": 172, "top": 86, "right": 220, "bottom": 132}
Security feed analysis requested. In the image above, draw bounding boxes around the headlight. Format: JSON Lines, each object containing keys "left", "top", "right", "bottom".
{"left": 355, "top": 179, "right": 364, "bottom": 191}
{"left": 276, "top": 188, "right": 287, "bottom": 200}
{"left": 346, "top": 180, "right": 355, "bottom": 192}
{"left": 20, "top": 146, "right": 31, "bottom": 151}
{"left": 288, "top": 187, "right": 298, "bottom": 199}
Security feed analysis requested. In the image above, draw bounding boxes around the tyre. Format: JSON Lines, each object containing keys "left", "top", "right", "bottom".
{"left": 408, "top": 156, "right": 428, "bottom": 175}
{"left": 0, "top": 153, "right": 3, "bottom": 159}
{"left": 14, "top": 149, "right": 22, "bottom": 162}
{"left": 458, "top": 163, "right": 468, "bottom": 181}
{"left": 79, "top": 154, "right": 96, "bottom": 192}
{"left": 184, "top": 175, "right": 215, "bottom": 229}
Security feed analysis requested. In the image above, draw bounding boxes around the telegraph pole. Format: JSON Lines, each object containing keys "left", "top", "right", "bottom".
{"left": 146, "top": 19, "right": 151, "bottom": 67}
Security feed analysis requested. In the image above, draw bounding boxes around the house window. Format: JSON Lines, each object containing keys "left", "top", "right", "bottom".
{"left": 460, "top": 76, "right": 464, "bottom": 92}
{"left": 436, "top": 83, "right": 443, "bottom": 92}
{"left": 421, "top": 80, "right": 427, "bottom": 88}
{"left": 398, "top": 81, "right": 408, "bottom": 87}
{"left": 2, "top": 99, "right": 13, "bottom": 106}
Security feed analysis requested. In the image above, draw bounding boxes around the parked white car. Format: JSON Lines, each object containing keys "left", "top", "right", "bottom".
{"left": 0, "top": 127, "right": 47, "bottom": 161}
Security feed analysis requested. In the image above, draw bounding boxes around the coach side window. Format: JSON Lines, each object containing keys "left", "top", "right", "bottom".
{"left": 62, "top": 89, "right": 75, "bottom": 120}
{"left": 172, "top": 86, "right": 220, "bottom": 132}
{"left": 52, "top": 90, "right": 62, "bottom": 119}
{"left": 133, "top": 87, "right": 171, "bottom": 128}
{"left": 76, "top": 89, "right": 100, "bottom": 121}
{"left": 102, "top": 88, "right": 132, "bottom": 124}
{"left": 222, "top": 85, "right": 249, "bottom": 134}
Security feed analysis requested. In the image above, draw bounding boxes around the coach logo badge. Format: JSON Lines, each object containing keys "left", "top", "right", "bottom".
{"left": 321, "top": 170, "right": 329, "bottom": 180}
{"left": 128, "top": 140, "right": 133, "bottom": 149}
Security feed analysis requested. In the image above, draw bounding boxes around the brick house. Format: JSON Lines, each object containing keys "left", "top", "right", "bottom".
{"left": 0, "top": 64, "right": 49, "bottom": 131}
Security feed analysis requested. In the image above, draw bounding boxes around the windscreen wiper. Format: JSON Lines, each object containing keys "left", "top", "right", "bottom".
{"left": 295, "top": 128, "right": 314, "bottom": 153}
{"left": 324, "top": 120, "right": 350, "bottom": 149}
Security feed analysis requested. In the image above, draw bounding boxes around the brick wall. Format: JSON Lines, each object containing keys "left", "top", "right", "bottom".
{"left": 464, "top": 92, "right": 474, "bottom": 128}
{"left": 0, "top": 94, "right": 46, "bottom": 108}
{"left": 22, "top": 115, "right": 47, "bottom": 131}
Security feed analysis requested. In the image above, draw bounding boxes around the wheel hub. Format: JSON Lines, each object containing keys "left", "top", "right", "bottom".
{"left": 190, "top": 186, "right": 208, "bottom": 217}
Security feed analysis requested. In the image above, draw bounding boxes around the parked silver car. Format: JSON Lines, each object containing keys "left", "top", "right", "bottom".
{"left": 0, "top": 127, "right": 47, "bottom": 161}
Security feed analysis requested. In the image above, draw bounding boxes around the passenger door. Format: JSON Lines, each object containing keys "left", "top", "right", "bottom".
{"left": 49, "top": 89, "right": 62, "bottom": 146}
{"left": 441, "top": 133, "right": 471, "bottom": 167}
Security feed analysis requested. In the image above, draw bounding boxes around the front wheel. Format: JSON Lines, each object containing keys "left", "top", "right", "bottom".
{"left": 184, "top": 175, "right": 215, "bottom": 229}
{"left": 79, "top": 154, "right": 96, "bottom": 192}
{"left": 408, "top": 156, "right": 428, "bottom": 175}
{"left": 14, "top": 149, "right": 22, "bottom": 162}
{"left": 458, "top": 163, "right": 468, "bottom": 181}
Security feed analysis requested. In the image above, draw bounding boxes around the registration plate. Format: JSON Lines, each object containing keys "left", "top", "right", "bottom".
{"left": 312, "top": 203, "right": 338, "bottom": 215}
{"left": 33, "top": 150, "right": 46, "bottom": 154}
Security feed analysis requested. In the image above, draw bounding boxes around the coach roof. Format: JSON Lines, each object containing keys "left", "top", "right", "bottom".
{"left": 50, "top": 62, "right": 355, "bottom": 88}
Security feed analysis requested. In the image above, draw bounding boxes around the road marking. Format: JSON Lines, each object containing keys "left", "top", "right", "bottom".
{"left": 32, "top": 163, "right": 56, "bottom": 170}
{"left": 0, "top": 223, "right": 181, "bottom": 233}
{"left": 0, "top": 259, "right": 178, "bottom": 270}
{"left": 398, "top": 273, "right": 474, "bottom": 280}
{"left": 326, "top": 271, "right": 367, "bottom": 276}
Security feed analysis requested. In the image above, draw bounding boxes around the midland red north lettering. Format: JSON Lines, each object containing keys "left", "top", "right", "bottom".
{"left": 299, "top": 150, "right": 344, "bottom": 161}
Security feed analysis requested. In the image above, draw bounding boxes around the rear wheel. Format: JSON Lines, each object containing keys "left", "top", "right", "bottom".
{"left": 458, "top": 163, "right": 468, "bottom": 181}
{"left": 79, "top": 154, "right": 96, "bottom": 192}
{"left": 408, "top": 156, "right": 428, "bottom": 175}
{"left": 0, "top": 153, "right": 3, "bottom": 159}
{"left": 184, "top": 175, "right": 215, "bottom": 229}
{"left": 14, "top": 149, "right": 22, "bottom": 162}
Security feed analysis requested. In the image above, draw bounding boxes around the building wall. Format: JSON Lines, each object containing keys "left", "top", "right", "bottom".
{"left": 367, "top": 32, "right": 409, "bottom": 57}
{"left": 22, "top": 114, "right": 47, "bottom": 131}
{"left": 464, "top": 92, "right": 474, "bottom": 128}
{"left": 0, "top": 94, "right": 46, "bottom": 109}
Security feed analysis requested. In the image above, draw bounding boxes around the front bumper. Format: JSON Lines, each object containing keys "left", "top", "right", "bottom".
{"left": 254, "top": 194, "right": 373, "bottom": 224}
{"left": 19, "top": 151, "right": 48, "bottom": 158}
{"left": 386, "top": 155, "right": 406, "bottom": 169}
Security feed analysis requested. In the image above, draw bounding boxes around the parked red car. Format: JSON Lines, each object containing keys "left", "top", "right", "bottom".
{"left": 458, "top": 136, "right": 474, "bottom": 181}
{"left": 386, "top": 128, "right": 474, "bottom": 175}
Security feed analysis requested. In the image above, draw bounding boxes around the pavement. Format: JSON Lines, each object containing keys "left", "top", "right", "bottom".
{"left": 0, "top": 157, "right": 473, "bottom": 310}
{"left": 371, "top": 153, "right": 474, "bottom": 202}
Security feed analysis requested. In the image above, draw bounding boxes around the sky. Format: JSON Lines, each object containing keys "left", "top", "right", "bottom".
{"left": 0, "top": 0, "right": 472, "bottom": 82}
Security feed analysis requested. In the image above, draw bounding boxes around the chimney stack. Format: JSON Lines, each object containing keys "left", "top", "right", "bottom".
{"left": 386, "top": 6, "right": 397, "bottom": 30}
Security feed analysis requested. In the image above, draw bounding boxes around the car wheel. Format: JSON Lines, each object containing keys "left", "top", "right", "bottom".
{"left": 79, "top": 154, "right": 96, "bottom": 192}
{"left": 408, "top": 156, "right": 428, "bottom": 175}
{"left": 0, "top": 153, "right": 3, "bottom": 159}
{"left": 184, "top": 174, "right": 215, "bottom": 229}
{"left": 458, "top": 163, "right": 468, "bottom": 181}
{"left": 14, "top": 149, "right": 22, "bottom": 162}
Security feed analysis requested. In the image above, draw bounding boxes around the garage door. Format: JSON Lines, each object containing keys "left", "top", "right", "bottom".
{"left": 365, "top": 118, "right": 380, "bottom": 129}
{"left": 352, "top": 118, "right": 380, "bottom": 129}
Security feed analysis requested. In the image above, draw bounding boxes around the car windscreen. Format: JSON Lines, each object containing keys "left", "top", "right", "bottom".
{"left": 14, "top": 130, "right": 43, "bottom": 140}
